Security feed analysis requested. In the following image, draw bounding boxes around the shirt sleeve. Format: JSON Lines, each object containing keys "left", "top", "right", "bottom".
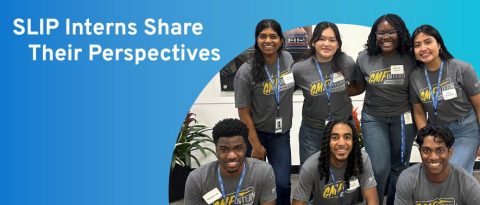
{"left": 459, "top": 62, "right": 480, "bottom": 97}
{"left": 234, "top": 63, "right": 253, "bottom": 108}
{"left": 360, "top": 152, "right": 377, "bottom": 189}
{"left": 351, "top": 55, "right": 366, "bottom": 87}
{"left": 184, "top": 171, "right": 207, "bottom": 205}
{"left": 342, "top": 54, "right": 356, "bottom": 83}
{"left": 259, "top": 164, "right": 277, "bottom": 203}
{"left": 409, "top": 72, "right": 422, "bottom": 104}
{"left": 394, "top": 171, "right": 415, "bottom": 205}
{"left": 292, "top": 166, "right": 315, "bottom": 202}
{"left": 463, "top": 174, "right": 480, "bottom": 204}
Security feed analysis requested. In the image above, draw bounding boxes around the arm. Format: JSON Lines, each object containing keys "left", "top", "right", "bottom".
{"left": 292, "top": 199, "right": 307, "bottom": 205}
{"left": 238, "top": 107, "right": 266, "bottom": 160}
{"left": 347, "top": 81, "right": 365, "bottom": 96}
{"left": 412, "top": 103, "right": 428, "bottom": 130}
{"left": 469, "top": 94, "right": 480, "bottom": 126}
{"left": 361, "top": 187, "right": 379, "bottom": 205}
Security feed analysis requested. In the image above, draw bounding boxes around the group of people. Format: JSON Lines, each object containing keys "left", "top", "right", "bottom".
{"left": 183, "top": 13, "right": 480, "bottom": 205}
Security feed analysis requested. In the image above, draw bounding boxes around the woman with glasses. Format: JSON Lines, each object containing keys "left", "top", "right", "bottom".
{"left": 350, "top": 14, "right": 416, "bottom": 205}
{"left": 292, "top": 22, "right": 356, "bottom": 165}
{"left": 234, "top": 19, "right": 294, "bottom": 205}
{"left": 409, "top": 24, "right": 480, "bottom": 174}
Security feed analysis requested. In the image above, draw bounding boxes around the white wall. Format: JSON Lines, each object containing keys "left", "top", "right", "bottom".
{"left": 189, "top": 24, "right": 422, "bottom": 166}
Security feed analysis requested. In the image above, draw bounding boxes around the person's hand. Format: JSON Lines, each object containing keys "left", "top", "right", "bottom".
{"left": 251, "top": 145, "right": 267, "bottom": 160}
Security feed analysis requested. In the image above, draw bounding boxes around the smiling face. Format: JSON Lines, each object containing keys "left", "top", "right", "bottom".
{"left": 419, "top": 136, "right": 453, "bottom": 183}
{"left": 413, "top": 32, "right": 442, "bottom": 69}
{"left": 329, "top": 123, "right": 353, "bottom": 168}
{"left": 216, "top": 135, "right": 246, "bottom": 178}
{"left": 376, "top": 20, "right": 398, "bottom": 56}
{"left": 314, "top": 27, "right": 339, "bottom": 62}
{"left": 257, "top": 27, "right": 283, "bottom": 59}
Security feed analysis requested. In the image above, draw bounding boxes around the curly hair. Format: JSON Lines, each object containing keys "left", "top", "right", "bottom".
{"left": 416, "top": 125, "right": 455, "bottom": 149}
{"left": 318, "top": 120, "right": 363, "bottom": 189}
{"left": 212, "top": 118, "right": 249, "bottom": 144}
{"left": 251, "top": 19, "right": 285, "bottom": 83}
{"left": 365, "top": 14, "right": 411, "bottom": 56}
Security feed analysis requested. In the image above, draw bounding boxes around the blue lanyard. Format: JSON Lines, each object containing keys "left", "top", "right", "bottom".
{"left": 423, "top": 61, "right": 444, "bottom": 121}
{"left": 217, "top": 162, "right": 246, "bottom": 205}
{"left": 315, "top": 60, "right": 334, "bottom": 120}
{"left": 329, "top": 168, "right": 344, "bottom": 205}
{"left": 264, "top": 58, "right": 281, "bottom": 112}
{"left": 400, "top": 114, "right": 406, "bottom": 165}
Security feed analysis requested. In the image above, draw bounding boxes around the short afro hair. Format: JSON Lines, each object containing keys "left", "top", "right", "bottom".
{"left": 212, "top": 118, "right": 249, "bottom": 144}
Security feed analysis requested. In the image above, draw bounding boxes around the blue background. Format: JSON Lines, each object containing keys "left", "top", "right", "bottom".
{"left": 1, "top": 0, "right": 479, "bottom": 204}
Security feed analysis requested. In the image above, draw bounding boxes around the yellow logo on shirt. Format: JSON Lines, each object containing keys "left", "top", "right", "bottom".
{"left": 418, "top": 79, "right": 453, "bottom": 103}
{"left": 367, "top": 68, "right": 404, "bottom": 85}
{"left": 415, "top": 197, "right": 455, "bottom": 205}
{"left": 262, "top": 70, "right": 291, "bottom": 95}
{"left": 310, "top": 79, "right": 332, "bottom": 96}
{"left": 322, "top": 181, "right": 345, "bottom": 199}
{"left": 212, "top": 187, "right": 255, "bottom": 205}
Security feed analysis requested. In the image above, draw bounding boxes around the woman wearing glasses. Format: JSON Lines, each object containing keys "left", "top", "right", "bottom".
{"left": 409, "top": 24, "right": 480, "bottom": 174}
{"left": 350, "top": 14, "right": 416, "bottom": 205}
{"left": 234, "top": 19, "right": 294, "bottom": 205}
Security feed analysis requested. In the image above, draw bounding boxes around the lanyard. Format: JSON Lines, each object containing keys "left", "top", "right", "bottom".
{"left": 264, "top": 58, "right": 281, "bottom": 114}
{"left": 315, "top": 60, "right": 334, "bottom": 120}
{"left": 400, "top": 114, "right": 406, "bottom": 165}
{"left": 217, "top": 162, "right": 246, "bottom": 205}
{"left": 423, "top": 61, "right": 444, "bottom": 122}
{"left": 329, "top": 168, "right": 344, "bottom": 205}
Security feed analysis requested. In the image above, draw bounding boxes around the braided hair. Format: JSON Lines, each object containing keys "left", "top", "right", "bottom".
{"left": 365, "top": 14, "right": 411, "bottom": 56}
{"left": 318, "top": 120, "right": 363, "bottom": 189}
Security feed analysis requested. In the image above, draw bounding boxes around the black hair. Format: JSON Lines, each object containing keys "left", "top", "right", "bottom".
{"left": 212, "top": 118, "right": 249, "bottom": 144}
{"left": 251, "top": 19, "right": 285, "bottom": 83}
{"left": 411, "top": 24, "right": 454, "bottom": 66}
{"left": 308, "top": 21, "right": 344, "bottom": 73}
{"left": 416, "top": 125, "right": 455, "bottom": 149}
{"left": 365, "top": 14, "right": 411, "bottom": 56}
{"left": 318, "top": 120, "right": 363, "bottom": 190}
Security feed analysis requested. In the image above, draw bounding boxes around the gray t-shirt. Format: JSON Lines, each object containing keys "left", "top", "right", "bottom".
{"left": 234, "top": 51, "right": 295, "bottom": 133}
{"left": 292, "top": 54, "right": 355, "bottom": 128}
{"left": 184, "top": 158, "right": 277, "bottom": 205}
{"left": 395, "top": 163, "right": 480, "bottom": 205}
{"left": 409, "top": 59, "right": 480, "bottom": 124}
{"left": 292, "top": 150, "right": 377, "bottom": 205}
{"left": 353, "top": 50, "right": 415, "bottom": 117}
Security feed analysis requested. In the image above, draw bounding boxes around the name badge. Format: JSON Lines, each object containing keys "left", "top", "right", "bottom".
{"left": 390, "top": 65, "right": 404, "bottom": 75}
{"left": 404, "top": 112, "right": 413, "bottom": 125}
{"left": 442, "top": 88, "right": 457, "bottom": 100}
{"left": 332, "top": 72, "right": 345, "bottom": 83}
{"left": 275, "top": 117, "right": 283, "bottom": 134}
{"left": 283, "top": 73, "right": 295, "bottom": 85}
{"left": 347, "top": 177, "right": 360, "bottom": 192}
{"left": 203, "top": 188, "right": 222, "bottom": 204}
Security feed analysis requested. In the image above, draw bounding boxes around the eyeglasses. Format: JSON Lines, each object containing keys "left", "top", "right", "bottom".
{"left": 375, "top": 29, "right": 397, "bottom": 38}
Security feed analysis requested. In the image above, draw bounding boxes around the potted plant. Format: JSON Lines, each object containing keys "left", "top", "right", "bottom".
{"left": 169, "top": 112, "right": 215, "bottom": 202}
